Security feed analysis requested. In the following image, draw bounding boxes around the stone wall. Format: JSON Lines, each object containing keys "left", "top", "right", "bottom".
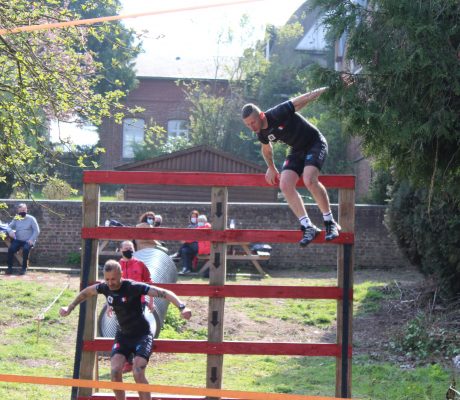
{"left": 0, "top": 200, "right": 410, "bottom": 269}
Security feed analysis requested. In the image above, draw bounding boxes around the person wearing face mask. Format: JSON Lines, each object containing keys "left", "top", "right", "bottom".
{"left": 196, "top": 215, "right": 212, "bottom": 257}
{"left": 117, "top": 240, "right": 153, "bottom": 373}
{"left": 176, "top": 210, "right": 199, "bottom": 274}
{"left": 154, "top": 215, "right": 162, "bottom": 227}
{"left": 5, "top": 203, "right": 40, "bottom": 275}
{"left": 119, "top": 241, "right": 153, "bottom": 285}
{"left": 135, "top": 211, "right": 163, "bottom": 251}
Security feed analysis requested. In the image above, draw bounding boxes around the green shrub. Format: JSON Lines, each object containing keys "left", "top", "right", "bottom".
{"left": 386, "top": 181, "right": 460, "bottom": 297}
{"left": 392, "top": 313, "right": 460, "bottom": 362}
{"left": 66, "top": 252, "right": 81, "bottom": 265}
{"left": 42, "top": 178, "right": 77, "bottom": 200}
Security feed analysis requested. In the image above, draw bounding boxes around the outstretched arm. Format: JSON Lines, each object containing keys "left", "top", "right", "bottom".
{"left": 59, "top": 285, "right": 99, "bottom": 317}
{"left": 147, "top": 285, "right": 191, "bottom": 320}
{"left": 290, "top": 87, "right": 328, "bottom": 112}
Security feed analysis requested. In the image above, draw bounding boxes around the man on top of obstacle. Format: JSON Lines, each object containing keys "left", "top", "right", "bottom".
{"left": 242, "top": 87, "right": 340, "bottom": 247}
{"left": 60, "top": 259, "right": 192, "bottom": 400}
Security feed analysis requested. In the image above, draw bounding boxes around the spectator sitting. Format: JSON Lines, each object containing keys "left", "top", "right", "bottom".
{"left": 154, "top": 215, "right": 162, "bottom": 227}
{"left": 6, "top": 203, "right": 40, "bottom": 275}
{"left": 196, "top": 214, "right": 212, "bottom": 257}
{"left": 177, "top": 209, "right": 199, "bottom": 274}
{"left": 135, "top": 211, "right": 162, "bottom": 251}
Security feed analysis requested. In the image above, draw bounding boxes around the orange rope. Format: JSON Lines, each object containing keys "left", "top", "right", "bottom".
{"left": 0, "top": 373, "right": 346, "bottom": 400}
{"left": 0, "top": 0, "right": 264, "bottom": 35}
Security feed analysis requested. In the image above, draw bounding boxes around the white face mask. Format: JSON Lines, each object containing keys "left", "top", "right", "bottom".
{"left": 147, "top": 218, "right": 154, "bottom": 224}
{"left": 191, "top": 217, "right": 197, "bottom": 224}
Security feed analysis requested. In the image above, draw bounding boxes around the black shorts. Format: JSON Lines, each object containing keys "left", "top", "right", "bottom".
{"left": 281, "top": 139, "right": 328, "bottom": 176}
{"left": 111, "top": 332, "right": 154, "bottom": 361}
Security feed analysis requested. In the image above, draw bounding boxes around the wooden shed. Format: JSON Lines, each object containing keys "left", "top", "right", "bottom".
{"left": 115, "top": 145, "right": 278, "bottom": 203}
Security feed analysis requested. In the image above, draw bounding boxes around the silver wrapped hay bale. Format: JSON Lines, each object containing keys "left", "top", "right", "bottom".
{"left": 98, "top": 247, "right": 177, "bottom": 338}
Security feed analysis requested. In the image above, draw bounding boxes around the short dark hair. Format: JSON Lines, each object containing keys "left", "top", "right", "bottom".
{"left": 242, "top": 103, "right": 261, "bottom": 119}
{"left": 104, "top": 259, "right": 121, "bottom": 273}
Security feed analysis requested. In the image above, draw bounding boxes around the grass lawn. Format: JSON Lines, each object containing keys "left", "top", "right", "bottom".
{"left": 0, "top": 269, "right": 453, "bottom": 399}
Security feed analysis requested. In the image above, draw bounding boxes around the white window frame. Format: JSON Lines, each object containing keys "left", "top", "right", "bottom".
{"left": 122, "top": 118, "right": 145, "bottom": 158}
{"left": 167, "top": 119, "right": 188, "bottom": 139}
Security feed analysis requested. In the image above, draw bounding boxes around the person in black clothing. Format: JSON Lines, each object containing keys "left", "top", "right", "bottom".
{"left": 60, "top": 259, "right": 191, "bottom": 400}
{"left": 242, "top": 87, "right": 341, "bottom": 247}
{"left": 177, "top": 209, "right": 199, "bottom": 274}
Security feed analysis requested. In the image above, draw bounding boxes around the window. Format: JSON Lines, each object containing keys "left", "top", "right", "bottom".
{"left": 167, "top": 120, "right": 188, "bottom": 138}
{"left": 122, "top": 118, "right": 145, "bottom": 158}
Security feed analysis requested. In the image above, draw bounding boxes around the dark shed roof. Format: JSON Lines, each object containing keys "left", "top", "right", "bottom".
{"left": 116, "top": 145, "right": 279, "bottom": 203}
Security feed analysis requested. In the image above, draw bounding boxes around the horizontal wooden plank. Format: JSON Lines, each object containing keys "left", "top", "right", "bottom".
{"left": 79, "top": 396, "right": 206, "bottom": 400}
{"left": 84, "top": 171, "right": 356, "bottom": 189}
{"left": 197, "top": 254, "right": 270, "bottom": 261}
{"left": 82, "top": 227, "right": 355, "bottom": 244}
{"left": 82, "top": 283, "right": 347, "bottom": 299}
{"left": 83, "top": 339, "right": 345, "bottom": 357}
{"left": 152, "top": 283, "right": 346, "bottom": 299}
{"left": 79, "top": 396, "right": 205, "bottom": 400}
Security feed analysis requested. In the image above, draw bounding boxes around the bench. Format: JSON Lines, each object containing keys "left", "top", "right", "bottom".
{"left": 0, "top": 237, "right": 28, "bottom": 267}
{"left": 196, "top": 242, "right": 270, "bottom": 276}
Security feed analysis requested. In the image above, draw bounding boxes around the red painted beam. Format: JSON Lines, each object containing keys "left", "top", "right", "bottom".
{"left": 81, "top": 227, "right": 354, "bottom": 244}
{"left": 151, "top": 284, "right": 345, "bottom": 300}
{"left": 79, "top": 396, "right": 206, "bottom": 400}
{"left": 83, "top": 171, "right": 355, "bottom": 189}
{"left": 83, "top": 339, "right": 344, "bottom": 357}
{"left": 82, "top": 283, "right": 352, "bottom": 300}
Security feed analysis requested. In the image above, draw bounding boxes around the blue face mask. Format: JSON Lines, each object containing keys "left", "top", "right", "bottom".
{"left": 197, "top": 222, "right": 205, "bottom": 227}
{"left": 147, "top": 218, "right": 154, "bottom": 224}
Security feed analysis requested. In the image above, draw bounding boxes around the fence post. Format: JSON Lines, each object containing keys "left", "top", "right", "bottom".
{"left": 206, "top": 187, "right": 228, "bottom": 399}
{"left": 76, "top": 182, "right": 100, "bottom": 399}
{"left": 336, "top": 187, "right": 355, "bottom": 398}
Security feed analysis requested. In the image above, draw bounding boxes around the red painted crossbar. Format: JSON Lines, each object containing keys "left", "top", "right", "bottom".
{"left": 79, "top": 396, "right": 206, "bottom": 400}
{"left": 83, "top": 171, "right": 355, "bottom": 189}
{"left": 83, "top": 339, "right": 346, "bottom": 357}
{"left": 150, "top": 283, "right": 347, "bottom": 300}
{"left": 82, "top": 227, "right": 354, "bottom": 244}
{"left": 79, "top": 396, "right": 205, "bottom": 400}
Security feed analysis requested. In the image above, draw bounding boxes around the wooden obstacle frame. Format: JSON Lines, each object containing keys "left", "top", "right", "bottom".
{"left": 75, "top": 171, "right": 355, "bottom": 400}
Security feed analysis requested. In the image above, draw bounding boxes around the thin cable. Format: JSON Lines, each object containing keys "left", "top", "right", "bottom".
{"left": 0, "top": 0, "right": 265, "bottom": 35}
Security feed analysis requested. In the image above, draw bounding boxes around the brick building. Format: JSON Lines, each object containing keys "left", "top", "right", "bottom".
{"left": 99, "top": 56, "right": 234, "bottom": 171}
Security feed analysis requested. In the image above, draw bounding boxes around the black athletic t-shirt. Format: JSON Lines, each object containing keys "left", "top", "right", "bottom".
{"left": 256, "top": 100, "right": 323, "bottom": 152}
{"left": 96, "top": 280, "right": 150, "bottom": 337}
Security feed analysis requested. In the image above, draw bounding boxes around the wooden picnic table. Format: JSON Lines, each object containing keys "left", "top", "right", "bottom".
{"left": 197, "top": 242, "right": 270, "bottom": 276}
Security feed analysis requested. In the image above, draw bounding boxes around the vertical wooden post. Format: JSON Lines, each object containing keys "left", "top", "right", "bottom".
{"left": 77, "top": 182, "right": 100, "bottom": 398}
{"left": 206, "top": 187, "right": 228, "bottom": 399}
{"left": 336, "top": 188, "right": 355, "bottom": 398}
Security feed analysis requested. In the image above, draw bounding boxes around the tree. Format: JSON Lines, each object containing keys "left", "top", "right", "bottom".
{"left": 310, "top": 0, "right": 460, "bottom": 294}
{"left": 311, "top": 0, "right": 460, "bottom": 201}
{"left": 0, "top": 0, "right": 138, "bottom": 197}
{"left": 69, "top": 0, "right": 140, "bottom": 94}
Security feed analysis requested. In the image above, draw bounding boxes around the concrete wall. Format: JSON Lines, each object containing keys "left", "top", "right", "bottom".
{"left": 0, "top": 200, "right": 410, "bottom": 269}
